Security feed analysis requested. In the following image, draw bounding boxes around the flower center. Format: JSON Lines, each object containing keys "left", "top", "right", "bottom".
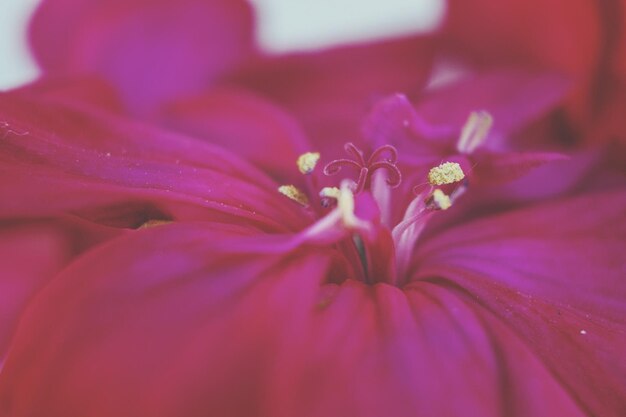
{"left": 277, "top": 144, "right": 466, "bottom": 286}
{"left": 323, "top": 143, "right": 402, "bottom": 193}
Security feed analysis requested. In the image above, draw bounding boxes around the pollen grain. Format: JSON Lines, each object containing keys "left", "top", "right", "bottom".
{"left": 428, "top": 162, "right": 465, "bottom": 186}
{"left": 278, "top": 185, "right": 310, "bottom": 207}
{"left": 297, "top": 152, "right": 320, "bottom": 174}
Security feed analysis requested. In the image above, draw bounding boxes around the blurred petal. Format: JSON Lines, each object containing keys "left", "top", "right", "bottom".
{"left": 29, "top": 0, "right": 255, "bottom": 112}
{"left": 265, "top": 280, "right": 585, "bottom": 417}
{"left": 0, "top": 222, "right": 589, "bottom": 417}
{"left": 416, "top": 70, "right": 570, "bottom": 142}
{"left": 416, "top": 190, "right": 626, "bottom": 417}
{"left": 160, "top": 88, "right": 311, "bottom": 182}
{"left": 471, "top": 150, "right": 569, "bottom": 185}
{"left": 229, "top": 36, "right": 435, "bottom": 153}
{"left": 13, "top": 76, "right": 124, "bottom": 113}
{"left": 0, "top": 223, "right": 334, "bottom": 416}
{"left": 0, "top": 85, "right": 307, "bottom": 232}
{"left": 440, "top": 0, "right": 600, "bottom": 89}
{"left": 0, "top": 218, "right": 122, "bottom": 360}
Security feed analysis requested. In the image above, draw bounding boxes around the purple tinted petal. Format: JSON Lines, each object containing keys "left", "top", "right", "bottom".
{"left": 159, "top": 89, "right": 311, "bottom": 183}
{"left": 29, "top": 0, "right": 255, "bottom": 112}
{"left": 416, "top": 190, "right": 626, "bottom": 417}
{"left": 471, "top": 150, "right": 569, "bottom": 185}
{"left": 0, "top": 85, "right": 306, "bottom": 231}
{"left": 416, "top": 70, "right": 571, "bottom": 147}
{"left": 265, "top": 280, "right": 586, "bottom": 417}
{"left": 0, "top": 223, "right": 334, "bottom": 416}
{"left": 229, "top": 36, "right": 435, "bottom": 155}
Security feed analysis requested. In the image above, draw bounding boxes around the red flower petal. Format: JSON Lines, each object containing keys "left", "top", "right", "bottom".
{"left": 0, "top": 85, "right": 306, "bottom": 232}
{"left": 229, "top": 36, "right": 435, "bottom": 154}
{"left": 266, "top": 280, "right": 586, "bottom": 416}
{"left": 415, "top": 190, "right": 626, "bottom": 416}
{"left": 29, "top": 0, "right": 255, "bottom": 113}
{"left": 0, "top": 218, "right": 122, "bottom": 360}
{"left": 440, "top": 0, "right": 600, "bottom": 110}
{"left": 159, "top": 88, "right": 312, "bottom": 183}
{"left": 415, "top": 70, "right": 570, "bottom": 141}
{"left": 471, "top": 150, "right": 569, "bottom": 185}
{"left": 0, "top": 223, "right": 334, "bottom": 416}
{"left": 0, "top": 222, "right": 591, "bottom": 416}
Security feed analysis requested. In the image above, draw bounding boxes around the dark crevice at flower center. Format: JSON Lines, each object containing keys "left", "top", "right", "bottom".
{"left": 323, "top": 143, "right": 402, "bottom": 193}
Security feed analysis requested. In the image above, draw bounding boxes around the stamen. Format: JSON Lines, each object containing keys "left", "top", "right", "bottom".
{"left": 319, "top": 186, "right": 341, "bottom": 208}
{"left": 428, "top": 161, "right": 465, "bottom": 185}
{"left": 323, "top": 143, "right": 402, "bottom": 193}
{"left": 337, "top": 181, "right": 364, "bottom": 229}
{"left": 430, "top": 189, "right": 452, "bottom": 210}
{"left": 319, "top": 187, "right": 341, "bottom": 199}
{"left": 457, "top": 111, "right": 493, "bottom": 154}
{"left": 278, "top": 185, "right": 309, "bottom": 207}
{"left": 297, "top": 152, "right": 320, "bottom": 174}
{"left": 139, "top": 219, "right": 172, "bottom": 228}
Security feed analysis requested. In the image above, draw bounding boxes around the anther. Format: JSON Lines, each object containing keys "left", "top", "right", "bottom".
{"left": 428, "top": 162, "right": 465, "bottom": 185}
{"left": 430, "top": 189, "right": 452, "bottom": 210}
{"left": 278, "top": 185, "right": 309, "bottom": 207}
{"left": 297, "top": 152, "right": 320, "bottom": 174}
{"left": 457, "top": 111, "right": 493, "bottom": 154}
{"left": 323, "top": 143, "right": 402, "bottom": 193}
{"left": 319, "top": 186, "right": 341, "bottom": 208}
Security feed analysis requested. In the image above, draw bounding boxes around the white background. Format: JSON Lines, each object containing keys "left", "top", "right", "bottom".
{"left": 0, "top": 0, "right": 443, "bottom": 90}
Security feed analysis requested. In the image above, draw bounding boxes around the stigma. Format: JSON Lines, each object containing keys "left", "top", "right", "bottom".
{"left": 428, "top": 161, "right": 465, "bottom": 185}
{"left": 323, "top": 143, "right": 401, "bottom": 193}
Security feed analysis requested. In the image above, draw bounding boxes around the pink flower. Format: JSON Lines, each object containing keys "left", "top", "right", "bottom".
{"left": 0, "top": 0, "right": 624, "bottom": 416}
{"left": 1, "top": 67, "right": 625, "bottom": 416}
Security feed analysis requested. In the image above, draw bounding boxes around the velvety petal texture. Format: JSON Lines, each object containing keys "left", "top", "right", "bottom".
{"left": 415, "top": 190, "right": 626, "bottom": 417}
{"left": 228, "top": 36, "right": 435, "bottom": 153}
{"left": 0, "top": 223, "right": 335, "bottom": 417}
{"left": 0, "top": 85, "right": 308, "bottom": 232}
{"left": 439, "top": 0, "right": 598, "bottom": 111}
{"left": 29, "top": 0, "right": 255, "bottom": 112}
{"left": 0, "top": 219, "right": 122, "bottom": 360}
{"left": 159, "top": 89, "right": 311, "bottom": 183}
{"left": 0, "top": 219, "right": 602, "bottom": 417}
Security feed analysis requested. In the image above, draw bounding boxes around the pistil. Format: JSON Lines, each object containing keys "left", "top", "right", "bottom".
{"left": 323, "top": 143, "right": 402, "bottom": 193}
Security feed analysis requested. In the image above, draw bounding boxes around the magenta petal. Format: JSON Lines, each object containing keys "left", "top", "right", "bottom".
{"left": 471, "top": 150, "right": 569, "bottom": 185}
{"left": 159, "top": 89, "right": 311, "bottom": 182}
{"left": 415, "top": 190, "right": 626, "bottom": 417}
{"left": 0, "top": 225, "right": 68, "bottom": 361}
{"left": 440, "top": 0, "right": 600, "bottom": 85}
{"left": 362, "top": 93, "right": 454, "bottom": 151}
{"left": 0, "top": 223, "right": 333, "bottom": 416}
{"left": 229, "top": 36, "right": 434, "bottom": 152}
{"left": 0, "top": 222, "right": 588, "bottom": 416}
{"left": 29, "top": 0, "right": 255, "bottom": 112}
{"left": 264, "top": 280, "right": 585, "bottom": 417}
{"left": 0, "top": 86, "right": 306, "bottom": 231}
{"left": 13, "top": 76, "right": 124, "bottom": 113}
{"left": 416, "top": 70, "right": 570, "bottom": 144}
{"left": 0, "top": 218, "right": 122, "bottom": 360}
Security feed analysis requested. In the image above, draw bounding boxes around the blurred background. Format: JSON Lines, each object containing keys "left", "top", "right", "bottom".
{"left": 0, "top": 0, "right": 444, "bottom": 90}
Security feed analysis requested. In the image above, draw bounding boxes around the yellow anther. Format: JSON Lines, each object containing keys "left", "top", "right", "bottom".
{"left": 139, "top": 219, "right": 172, "bottom": 229}
{"left": 431, "top": 189, "right": 452, "bottom": 210}
{"left": 319, "top": 186, "right": 341, "bottom": 199}
{"left": 278, "top": 184, "right": 309, "bottom": 207}
{"left": 457, "top": 111, "right": 493, "bottom": 154}
{"left": 337, "top": 181, "right": 359, "bottom": 228}
{"left": 428, "top": 162, "right": 465, "bottom": 185}
{"left": 297, "top": 152, "right": 320, "bottom": 174}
